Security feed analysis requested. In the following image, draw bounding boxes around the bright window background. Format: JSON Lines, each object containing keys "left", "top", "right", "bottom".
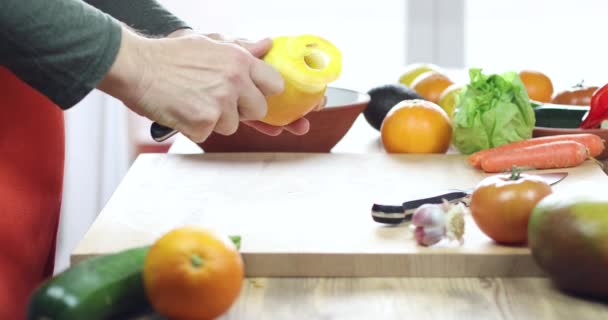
{"left": 464, "top": 0, "right": 607, "bottom": 89}
{"left": 158, "top": 0, "right": 608, "bottom": 89}
{"left": 158, "top": 0, "right": 408, "bottom": 92}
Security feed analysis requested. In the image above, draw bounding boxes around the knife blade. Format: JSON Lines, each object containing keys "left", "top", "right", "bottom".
{"left": 371, "top": 172, "right": 568, "bottom": 225}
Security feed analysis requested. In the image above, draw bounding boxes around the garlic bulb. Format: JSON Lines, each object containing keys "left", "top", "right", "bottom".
{"left": 411, "top": 200, "right": 467, "bottom": 246}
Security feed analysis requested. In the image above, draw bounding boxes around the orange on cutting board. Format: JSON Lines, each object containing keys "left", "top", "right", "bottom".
{"left": 381, "top": 99, "right": 452, "bottom": 154}
{"left": 411, "top": 71, "right": 454, "bottom": 104}
{"left": 519, "top": 70, "right": 554, "bottom": 103}
{"left": 143, "top": 226, "right": 244, "bottom": 320}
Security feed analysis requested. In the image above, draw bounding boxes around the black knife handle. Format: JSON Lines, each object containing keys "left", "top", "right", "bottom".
{"left": 402, "top": 191, "right": 470, "bottom": 211}
{"left": 371, "top": 191, "right": 470, "bottom": 225}
{"left": 151, "top": 122, "right": 177, "bottom": 142}
{"left": 371, "top": 204, "right": 406, "bottom": 224}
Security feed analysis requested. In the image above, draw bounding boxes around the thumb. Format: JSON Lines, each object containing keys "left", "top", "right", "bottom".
{"left": 236, "top": 38, "right": 273, "bottom": 58}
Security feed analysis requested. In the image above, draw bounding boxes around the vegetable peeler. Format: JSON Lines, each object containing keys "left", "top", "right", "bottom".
{"left": 371, "top": 171, "right": 568, "bottom": 225}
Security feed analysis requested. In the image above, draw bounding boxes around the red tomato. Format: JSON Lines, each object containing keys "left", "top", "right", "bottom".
{"left": 552, "top": 85, "right": 598, "bottom": 106}
{"left": 469, "top": 172, "right": 553, "bottom": 245}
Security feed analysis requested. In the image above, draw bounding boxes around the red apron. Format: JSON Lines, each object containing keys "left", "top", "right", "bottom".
{"left": 0, "top": 67, "right": 65, "bottom": 319}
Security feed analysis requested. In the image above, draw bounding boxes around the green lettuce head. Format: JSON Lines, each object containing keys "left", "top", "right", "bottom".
{"left": 452, "top": 68, "right": 536, "bottom": 154}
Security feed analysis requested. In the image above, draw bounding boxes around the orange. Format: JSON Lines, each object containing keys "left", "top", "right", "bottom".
{"left": 438, "top": 84, "right": 462, "bottom": 118}
{"left": 411, "top": 71, "right": 454, "bottom": 104}
{"left": 381, "top": 100, "right": 452, "bottom": 154}
{"left": 143, "top": 226, "right": 244, "bottom": 320}
{"left": 519, "top": 70, "right": 554, "bottom": 103}
{"left": 398, "top": 63, "right": 440, "bottom": 87}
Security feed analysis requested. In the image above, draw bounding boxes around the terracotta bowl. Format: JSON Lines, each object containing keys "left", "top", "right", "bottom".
{"left": 197, "top": 87, "right": 370, "bottom": 153}
{"left": 533, "top": 103, "right": 608, "bottom": 159}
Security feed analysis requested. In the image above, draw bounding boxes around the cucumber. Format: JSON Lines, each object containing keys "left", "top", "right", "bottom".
{"left": 533, "top": 103, "right": 589, "bottom": 129}
{"left": 27, "top": 246, "right": 154, "bottom": 320}
{"left": 27, "top": 235, "right": 241, "bottom": 319}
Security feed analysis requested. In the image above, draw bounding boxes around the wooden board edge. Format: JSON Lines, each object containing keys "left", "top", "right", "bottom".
{"left": 241, "top": 253, "right": 547, "bottom": 277}
{"left": 70, "top": 251, "right": 546, "bottom": 277}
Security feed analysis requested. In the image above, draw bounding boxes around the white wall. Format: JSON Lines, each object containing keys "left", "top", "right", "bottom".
{"left": 464, "top": 0, "right": 608, "bottom": 88}
{"left": 55, "top": 92, "right": 129, "bottom": 273}
{"left": 159, "top": 0, "right": 408, "bottom": 91}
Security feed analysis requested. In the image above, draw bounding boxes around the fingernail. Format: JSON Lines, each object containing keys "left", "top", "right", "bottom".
{"left": 269, "top": 128, "right": 282, "bottom": 136}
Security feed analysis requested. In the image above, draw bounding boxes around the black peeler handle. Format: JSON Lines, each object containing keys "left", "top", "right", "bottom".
{"left": 402, "top": 191, "right": 469, "bottom": 211}
{"left": 371, "top": 191, "right": 470, "bottom": 225}
{"left": 150, "top": 122, "right": 177, "bottom": 142}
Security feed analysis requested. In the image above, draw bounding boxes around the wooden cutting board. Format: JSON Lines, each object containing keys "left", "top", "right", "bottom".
{"left": 72, "top": 153, "right": 608, "bottom": 277}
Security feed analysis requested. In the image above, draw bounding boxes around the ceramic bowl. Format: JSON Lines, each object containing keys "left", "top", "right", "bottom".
{"left": 533, "top": 103, "right": 608, "bottom": 159}
{"left": 197, "top": 87, "right": 370, "bottom": 153}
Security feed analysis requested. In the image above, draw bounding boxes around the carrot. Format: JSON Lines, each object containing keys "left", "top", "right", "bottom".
{"left": 468, "top": 134, "right": 605, "bottom": 168}
{"left": 480, "top": 140, "right": 588, "bottom": 173}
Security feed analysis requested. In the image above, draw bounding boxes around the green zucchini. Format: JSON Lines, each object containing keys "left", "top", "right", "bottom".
{"left": 27, "top": 246, "right": 154, "bottom": 320}
{"left": 533, "top": 103, "right": 589, "bottom": 129}
{"left": 27, "top": 235, "right": 241, "bottom": 320}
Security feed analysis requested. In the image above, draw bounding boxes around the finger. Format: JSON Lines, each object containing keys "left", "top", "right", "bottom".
{"left": 250, "top": 59, "right": 284, "bottom": 96}
{"left": 242, "top": 120, "right": 283, "bottom": 136}
{"left": 176, "top": 105, "right": 222, "bottom": 143}
{"left": 237, "top": 79, "right": 268, "bottom": 121}
{"left": 236, "top": 38, "right": 273, "bottom": 58}
{"left": 283, "top": 118, "right": 310, "bottom": 135}
{"left": 178, "top": 118, "right": 216, "bottom": 143}
{"left": 214, "top": 106, "right": 240, "bottom": 136}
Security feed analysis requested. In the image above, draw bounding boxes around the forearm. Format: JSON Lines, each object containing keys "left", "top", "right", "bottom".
{"left": 84, "top": 0, "right": 190, "bottom": 37}
{"left": 0, "top": 0, "right": 122, "bottom": 109}
{"left": 97, "top": 26, "right": 148, "bottom": 109}
{"left": 95, "top": 26, "right": 195, "bottom": 114}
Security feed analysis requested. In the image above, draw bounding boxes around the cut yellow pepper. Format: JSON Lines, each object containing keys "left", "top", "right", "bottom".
{"left": 261, "top": 35, "right": 342, "bottom": 126}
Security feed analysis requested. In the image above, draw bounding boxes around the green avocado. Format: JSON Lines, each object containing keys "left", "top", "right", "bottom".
{"left": 528, "top": 192, "right": 608, "bottom": 300}
{"left": 364, "top": 84, "right": 424, "bottom": 131}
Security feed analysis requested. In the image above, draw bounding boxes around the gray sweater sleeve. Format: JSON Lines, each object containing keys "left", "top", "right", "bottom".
{"left": 0, "top": 0, "right": 190, "bottom": 110}
{"left": 0, "top": 0, "right": 123, "bottom": 109}
{"left": 85, "top": 0, "right": 190, "bottom": 37}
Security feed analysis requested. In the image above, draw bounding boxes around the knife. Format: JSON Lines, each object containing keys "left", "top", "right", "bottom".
{"left": 151, "top": 122, "right": 177, "bottom": 142}
{"left": 371, "top": 172, "right": 568, "bottom": 225}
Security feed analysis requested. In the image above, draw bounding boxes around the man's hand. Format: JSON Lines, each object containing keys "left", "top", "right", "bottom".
{"left": 98, "top": 26, "right": 285, "bottom": 142}
{"left": 167, "top": 30, "right": 320, "bottom": 137}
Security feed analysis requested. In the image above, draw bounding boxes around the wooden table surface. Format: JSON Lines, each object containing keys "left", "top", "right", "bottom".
{"left": 128, "top": 277, "right": 608, "bottom": 320}
{"left": 156, "top": 115, "right": 608, "bottom": 319}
